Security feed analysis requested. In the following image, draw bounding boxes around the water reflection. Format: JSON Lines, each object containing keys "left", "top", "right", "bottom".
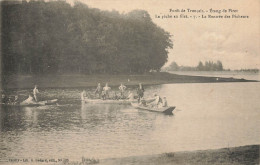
{"left": 0, "top": 106, "right": 40, "bottom": 132}
{"left": 0, "top": 82, "right": 260, "bottom": 160}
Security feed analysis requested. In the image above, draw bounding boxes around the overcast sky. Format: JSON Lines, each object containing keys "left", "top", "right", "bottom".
{"left": 66, "top": 0, "right": 259, "bottom": 69}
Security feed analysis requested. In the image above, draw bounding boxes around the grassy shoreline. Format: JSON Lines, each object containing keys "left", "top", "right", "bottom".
{"left": 1, "top": 72, "right": 258, "bottom": 89}
{"left": 59, "top": 145, "right": 259, "bottom": 165}
{"left": 97, "top": 145, "right": 259, "bottom": 165}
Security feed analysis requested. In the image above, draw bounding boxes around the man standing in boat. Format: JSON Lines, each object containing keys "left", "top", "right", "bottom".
{"left": 103, "top": 83, "right": 111, "bottom": 99}
{"left": 81, "top": 90, "right": 87, "bottom": 101}
{"left": 136, "top": 83, "right": 145, "bottom": 103}
{"left": 95, "top": 83, "right": 102, "bottom": 98}
{"left": 33, "top": 85, "right": 39, "bottom": 102}
{"left": 119, "top": 83, "right": 127, "bottom": 98}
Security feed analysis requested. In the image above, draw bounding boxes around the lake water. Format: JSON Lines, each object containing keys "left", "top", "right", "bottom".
{"left": 1, "top": 82, "right": 260, "bottom": 162}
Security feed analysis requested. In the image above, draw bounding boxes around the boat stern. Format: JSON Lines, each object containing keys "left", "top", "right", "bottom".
{"left": 163, "top": 106, "right": 176, "bottom": 115}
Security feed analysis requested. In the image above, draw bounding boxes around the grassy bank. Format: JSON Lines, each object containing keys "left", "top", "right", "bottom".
{"left": 54, "top": 145, "right": 259, "bottom": 165}
{"left": 1, "top": 72, "right": 257, "bottom": 89}
{"left": 92, "top": 145, "right": 260, "bottom": 165}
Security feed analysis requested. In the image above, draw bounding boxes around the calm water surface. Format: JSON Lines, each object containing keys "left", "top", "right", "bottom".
{"left": 1, "top": 82, "right": 260, "bottom": 161}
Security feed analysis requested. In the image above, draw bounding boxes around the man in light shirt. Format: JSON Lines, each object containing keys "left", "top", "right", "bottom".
{"left": 103, "top": 83, "right": 111, "bottom": 99}
{"left": 162, "top": 97, "right": 168, "bottom": 107}
{"left": 119, "top": 83, "right": 126, "bottom": 98}
{"left": 33, "top": 85, "right": 39, "bottom": 102}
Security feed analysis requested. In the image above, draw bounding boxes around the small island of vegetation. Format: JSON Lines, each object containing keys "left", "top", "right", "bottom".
{"left": 163, "top": 61, "right": 259, "bottom": 73}
{"left": 163, "top": 61, "right": 224, "bottom": 71}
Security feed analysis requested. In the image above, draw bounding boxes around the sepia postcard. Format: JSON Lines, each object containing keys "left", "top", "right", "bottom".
{"left": 0, "top": 0, "right": 259, "bottom": 164}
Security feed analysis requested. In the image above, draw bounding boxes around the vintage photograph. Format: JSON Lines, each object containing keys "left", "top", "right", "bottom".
{"left": 1, "top": 0, "right": 259, "bottom": 164}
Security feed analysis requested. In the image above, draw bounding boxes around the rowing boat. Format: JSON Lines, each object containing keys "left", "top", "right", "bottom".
{"left": 131, "top": 103, "right": 175, "bottom": 115}
{"left": 2, "top": 99, "right": 58, "bottom": 107}
{"left": 83, "top": 97, "right": 155, "bottom": 105}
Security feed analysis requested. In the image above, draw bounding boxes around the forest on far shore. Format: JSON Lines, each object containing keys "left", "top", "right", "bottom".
{"left": 1, "top": 0, "right": 172, "bottom": 75}
{"left": 163, "top": 61, "right": 259, "bottom": 72}
{"left": 163, "top": 61, "right": 224, "bottom": 71}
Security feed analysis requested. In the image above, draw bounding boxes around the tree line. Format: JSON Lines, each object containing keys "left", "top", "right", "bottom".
{"left": 164, "top": 61, "right": 224, "bottom": 71}
{"left": 1, "top": 0, "right": 173, "bottom": 75}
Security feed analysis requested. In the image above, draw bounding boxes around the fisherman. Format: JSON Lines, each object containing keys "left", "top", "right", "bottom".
{"left": 33, "top": 85, "right": 39, "bottom": 102}
{"left": 162, "top": 97, "right": 168, "bottom": 107}
{"left": 23, "top": 94, "right": 35, "bottom": 104}
{"left": 13, "top": 95, "right": 20, "bottom": 105}
{"left": 127, "top": 91, "right": 135, "bottom": 101}
{"left": 103, "top": 83, "right": 111, "bottom": 99}
{"left": 1, "top": 94, "right": 8, "bottom": 104}
{"left": 113, "top": 91, "right": 119, "bottom": 100}
{"left": 155, "top": 94, "right": 163, "bottom": 105}
{"left": 136, "top": 83, "right": 145, "bottom": 103}
{"left": 81, "top": 90, "right": 87, "bottom": 101}
{"left": 139, "top": 98, "right": 147, "bottom": 107}
{"left": 94, "top": 83, "right": 102, "bottom": 98}
{"left": 119, "top": 83, "right": 126, "bottom": 98}
{"left": 101, "top": 90, "right": 106, "bottom": 100}
{"left": 151, "top": 94, "right": 162, "bottom": 107}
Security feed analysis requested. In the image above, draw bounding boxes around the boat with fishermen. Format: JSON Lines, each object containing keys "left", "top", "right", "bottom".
{"left": 82, "top": 82, "right": 155, "bottom": 105}
{"left": 82, "top": 97, "right": 155, "bottom": 105}
{"left": 131, "top": 94, "right": 176, "bottom": 115}
{"left": 81, "top": 83, "right": 176, "bottom": 114}
{"left": 19, "top": 99, "right": 58, "bottom": 107}
{"left": 1, "top": 99, "right": 58, "bottom": 107}
{"left": 131, "top": 103, "right": 175, "bottom": 115}
{"left": 1, "top": 85, "right": 58, "bottom": 107}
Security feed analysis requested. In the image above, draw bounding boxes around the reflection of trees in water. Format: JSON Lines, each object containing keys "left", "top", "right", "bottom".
{"left": 79, "top": 85, "right": 168, "bottom": 134}
{"left": 80, "top": 104, "right": 125, "bottom": 128}
{"left": 24, "top": 107, "right": 39, "bottom": 128}
{"left": 0, "top": 106, "right": 39, "bottom": 132}
{"left": 80, "top": 102, "right": 161, "bottom": 136}
{"left": 0, "top": 106, "right": 41, "bottom": 159}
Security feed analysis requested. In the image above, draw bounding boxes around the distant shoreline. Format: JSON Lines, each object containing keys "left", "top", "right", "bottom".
{"left": 1, "top": 72, "right": 258, "bottom": 89}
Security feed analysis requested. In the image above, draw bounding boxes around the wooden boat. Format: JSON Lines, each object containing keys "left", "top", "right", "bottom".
{"left": 131, "top": 103, "right": 175, "bottom": 115}
{"left": 2, "top": 99, "right": 58, "bottom": 107}
{"left": 83, "top": 97, "right": 155, "bottom": 105}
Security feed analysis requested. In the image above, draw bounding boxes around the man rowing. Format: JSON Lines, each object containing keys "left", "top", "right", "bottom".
{"left": 162, "top": 97, "right": 168, "bottom": 107}
{"left": 23, "top": 94, "right": 35, "bottom": 104}
{"left": 150, "top": 94, "right": 163, "bottom": 108}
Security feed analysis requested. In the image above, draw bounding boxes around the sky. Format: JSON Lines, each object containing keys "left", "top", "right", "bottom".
{"left": 64, "top": 0, "right": 259, "bottom": 70}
